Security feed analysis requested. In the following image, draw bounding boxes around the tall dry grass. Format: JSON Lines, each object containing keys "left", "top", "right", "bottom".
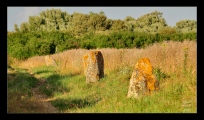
{"left": 17, "top": 40, "right": 196, "bottom": 77}
{"left": 9, "top": 40, "right": 197, "bottom": 113}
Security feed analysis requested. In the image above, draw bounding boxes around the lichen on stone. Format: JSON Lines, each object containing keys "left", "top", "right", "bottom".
{"left": 83, "top": 50, "right": 104, "bottom": 83}
{"left": 127, "top": 58, "right": 159, "bottom": 98}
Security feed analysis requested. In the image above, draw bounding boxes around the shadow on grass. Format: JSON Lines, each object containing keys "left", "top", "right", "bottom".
{"left": 34, "top": 70, "right": 54, "bottom": 75}
{"left": 7, "top": 65, "right": 14, "bottom": 70}
{"left": 7, "top": 68, "right": 44, "bottom": 113}
{"left": 39, "top": 74, "right": 76, "bottom": 97}
{"left": 7, "top": 67, "right": 70, "bottom": 113}
{"left": 7, "top": 73, "right": 16, "bottom": 80}
{"left": 7, "top": 71, "right": 38, "bottom": 93}
{"left": 51, "top": 96, "right": 101, "bottom": 111}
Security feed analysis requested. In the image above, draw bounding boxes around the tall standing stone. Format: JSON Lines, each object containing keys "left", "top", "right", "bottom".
{"left": 83, "top": 50, "right": 104, "bottom": 83}
{"left": 127, "top": 58, "right": 159, "bottom": 98}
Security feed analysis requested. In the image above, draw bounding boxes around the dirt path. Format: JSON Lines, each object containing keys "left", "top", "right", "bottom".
{"left": 8, "top": 67, "right": 62, "bottom": 113}
{"left": 28, "top": 70, "right": 61, "bottom": 113}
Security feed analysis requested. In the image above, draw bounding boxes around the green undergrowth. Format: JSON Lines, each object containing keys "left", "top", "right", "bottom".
{"left": 27, "top": 65, "right": 196, "bottom": 113}
{"left": 7, "top": 68, "right": 38, "bottom": 97}
{"left": 7, "top": 67, "right": 38, "bottom": 113}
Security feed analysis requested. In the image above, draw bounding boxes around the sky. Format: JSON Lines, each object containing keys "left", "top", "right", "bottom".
{"left": 7, "top": 7, "right": 197, "bottom": 32}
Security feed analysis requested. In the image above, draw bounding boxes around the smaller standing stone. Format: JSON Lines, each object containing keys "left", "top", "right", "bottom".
{"left": 127, "top": 58, "right": 159, "bottom": 98}
{"left": 83, "top": 50, "right": 104, "bottom": 83}
{"left": 45, "top": 55, "right": 57, "bottom": 67}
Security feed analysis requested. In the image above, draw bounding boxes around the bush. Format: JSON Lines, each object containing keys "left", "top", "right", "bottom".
{"left": 8, "top": 30, "right": 197, "bottom": 60}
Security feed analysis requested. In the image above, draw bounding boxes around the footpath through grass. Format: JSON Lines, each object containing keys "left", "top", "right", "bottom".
{"left": 26, "top": 65, "right": 196, "bottom": 113}
{"left": 7, "top": 67, "right": 38, "bottom": 113}
{"left": 7, "top": 41, "right": 197, "bottom": 113}
{"left": 7, "top": 66, "right": 60, "bottom": 113}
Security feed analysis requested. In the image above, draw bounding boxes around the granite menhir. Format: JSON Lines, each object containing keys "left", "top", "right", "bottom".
{"left": 83, "top": 51, "right": 104, "bottom": 83}
{"left": 127, "top": 58, "right": 159, "bottom": 98}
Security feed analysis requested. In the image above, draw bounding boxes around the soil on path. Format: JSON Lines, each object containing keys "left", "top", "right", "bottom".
{"left": 7, "top": 67, "right": 61, "bottom": 113}
{"left": 28, "top": 70, "right": 61, "bottom": 113}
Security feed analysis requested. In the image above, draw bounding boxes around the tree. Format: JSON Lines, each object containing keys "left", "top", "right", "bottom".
{"left": 69, "top": 12, "right": 89, "bottom": 36}
{"left": 28, "top": 16, "right": 43, "bottom": 31}
{"left": 20, "top": 22, "right": 29, "bottom": 33}
{"left": 124, "top": 16, "right": 136, "bottom": 31}
{"left": 175, "top": 20, "right": 197, "bottom": 33}
{"left": 109, "top": 19, "right": 127, "bottom": 31}
{"left": 99, "top": 11, "right": 105, "bottom": 15}
{"left": 40, "top": 8, "right": 64, "bottom": 32}
{"left": 158, "top": 26, "right": 177, "bottom": 34}
{"left": 14, "top": 24, "right": 20, "bottom": 32}
{"left": 18, "top": 8, "right": 71, "bottom": 32}
{"left": 87, "top": 12, "right": 107, "bottom": 31}
{"left": 133, "top": 11, "right": 167, "bottom": 33}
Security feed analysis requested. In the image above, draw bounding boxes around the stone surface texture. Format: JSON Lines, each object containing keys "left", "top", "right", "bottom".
{"left": 83, "top": 51, "right": 104, "bottom": 83}
{"left": 127, "top": 58, "right": 159, "bottom": 98}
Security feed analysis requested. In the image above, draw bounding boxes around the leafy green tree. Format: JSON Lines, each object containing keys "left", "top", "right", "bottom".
{"left": 87, "top": 12, "right": 107, "bottom": 31}
{"left": 175, "top": 20, "right": 197, "bottom": 33}
{"left": 68, "top": 12, "right": 89, "bottom": 36}
{"left": 109, "top": 19, "right": 127, "bottom": 31}
{"left": 8, "top": 8, "right": 197, "bottom": 60}
{"left": 158, "top": 26, "right": 177, "bottom": 34}
{"left": 134, "top": 11, "right": 167, "bottom": 33}
{"left": 20, "top": 22, "right": 29, "bottom": 33}
{"left": 99, "top": 11, "right": 105, "bottom": 15}
{"left": 124, "top": 16, "right": 136, "bottom": 31}
{"left": 39, "top": 8, "right": 63, "bottom": 32}
{"left": 16, "top": 8, "right": 71, "bottom": 32}
{"left": 14, "top": 24, "right": 20, "bottom": 32}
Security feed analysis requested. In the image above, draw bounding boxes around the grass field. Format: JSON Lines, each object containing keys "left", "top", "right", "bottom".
{"left": 7, "top": 40, "right": 197, "bottom": 113}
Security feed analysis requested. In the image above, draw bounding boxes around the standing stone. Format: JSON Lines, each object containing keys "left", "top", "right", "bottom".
{"left": 127, "top": 58, "right": 159, "bottom": 98}
{"left": 45, "top": 55, "right": 57, "bottom": 67}
{"left": 83, "top": 51, "right": 104, "bottom": 83}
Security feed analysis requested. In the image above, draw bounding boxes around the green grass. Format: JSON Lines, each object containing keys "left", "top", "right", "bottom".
{"left": 25, "top": 65, "right": 197, "bottom": 113}
{"left": 7, "top": 67, "right": 39, "bottom": 113}
{"left": 7, "top": 65, "right": 196, "bottom": 113}
{"left": 7, "top": 41, "right": 197, "bottom": 113}
{"left": 7, "top": 68, "right": 38, "bottom": 97}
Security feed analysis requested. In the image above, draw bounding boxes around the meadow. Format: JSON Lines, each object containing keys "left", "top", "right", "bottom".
{"left": 7, "top": 40, "right": 197, "bottom": 113}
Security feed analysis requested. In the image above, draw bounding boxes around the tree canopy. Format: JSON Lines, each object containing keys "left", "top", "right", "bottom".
{"left": 8, "top": 8, "right": 197, "bottom": 60}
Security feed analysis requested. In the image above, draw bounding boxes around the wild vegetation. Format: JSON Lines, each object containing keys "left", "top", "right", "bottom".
{"left": 8, "top": 8, "right": 196, "bottom": 60}
{"left": 8, "top": 40, "right": 196, "bottom": 113}
{"left": 7, "top": 8, "right": 197, "bottom": 113}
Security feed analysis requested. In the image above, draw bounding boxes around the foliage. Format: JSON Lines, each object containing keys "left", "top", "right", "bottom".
{"left": 175, "top": 20, "right": 197, "bottom": 33}
{"left": 7, "top": 40, "right": 196, "bottom": 113}
{"left": 153, "top": 67, "right": 169, "bottom": 81}
{"left": 8, "top": 9, "right": 197, "bottom": 60}
{"left": 8, "top": 30, "right": 196, "bottom": 60}
{"left": 133, "top": 11, "right": 167, "bottom": 33}
{"left": 7, "top": 68, "right": 38, "bottom": 96}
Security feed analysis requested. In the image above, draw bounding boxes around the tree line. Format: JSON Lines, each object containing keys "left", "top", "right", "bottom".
{"left": 8, "top": 8, "right": 197, "bottom": 60}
